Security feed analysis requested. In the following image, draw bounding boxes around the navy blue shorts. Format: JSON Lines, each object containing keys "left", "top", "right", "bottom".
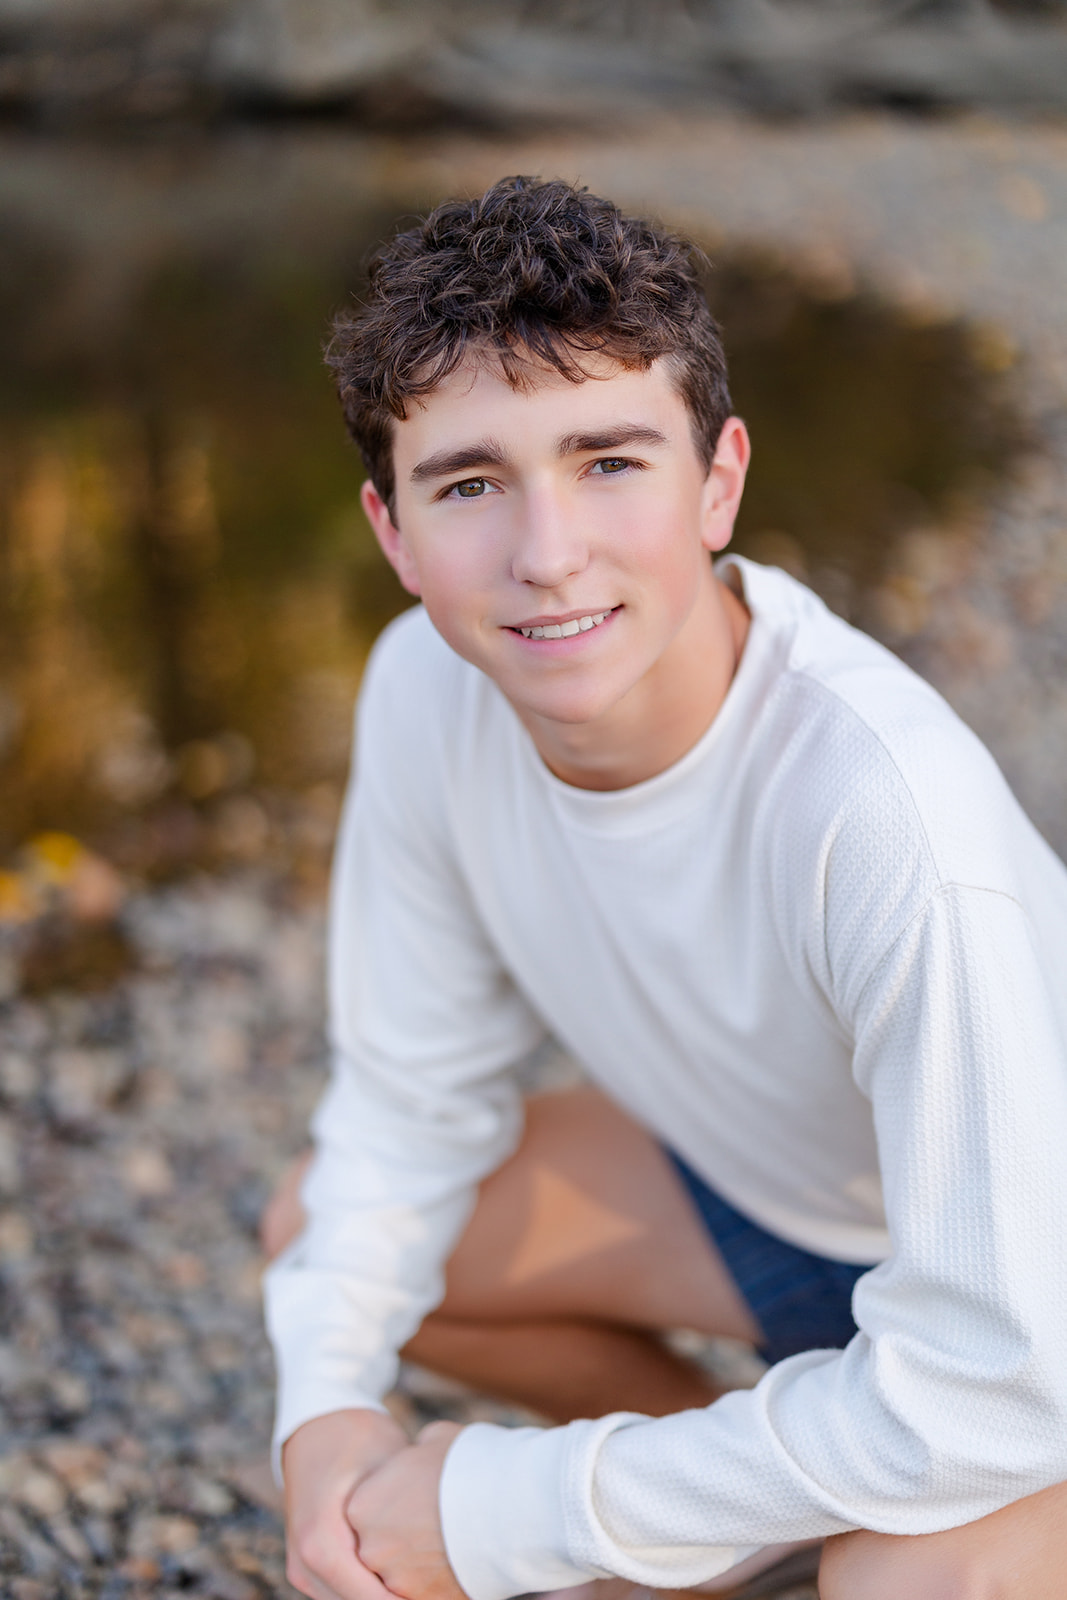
{"left": 668, "top": 1151, "right": 877, "bottom": 1366}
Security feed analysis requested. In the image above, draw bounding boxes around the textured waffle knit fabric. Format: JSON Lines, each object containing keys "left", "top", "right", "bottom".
{"left": 264, "top": 556, "right": 1067, "bottom": 1599}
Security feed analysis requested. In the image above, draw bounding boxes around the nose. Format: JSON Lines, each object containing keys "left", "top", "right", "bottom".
{"left": 510, "top": 484, "right": 590, "bottom": 589}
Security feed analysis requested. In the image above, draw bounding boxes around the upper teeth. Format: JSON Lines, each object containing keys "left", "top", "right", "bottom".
{"left": 519, "top": 611, "right": 611, "bottom": 640}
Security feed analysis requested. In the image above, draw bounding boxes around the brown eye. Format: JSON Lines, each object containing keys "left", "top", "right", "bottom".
{"left": 455, "top": 479, "right": 487, "bottom": 497}
{"left": 595, "top": 458, "right": 628, "bottom": 474}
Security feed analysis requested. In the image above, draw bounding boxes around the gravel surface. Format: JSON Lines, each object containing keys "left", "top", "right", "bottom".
{"left": 0, "top": 879, "right": 325, "bottom": 1598}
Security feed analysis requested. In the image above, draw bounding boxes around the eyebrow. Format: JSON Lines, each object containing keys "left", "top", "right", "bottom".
{"left": 555, "top": 424, "right": 670, "bottom": 456}
{"left": 410, "top": 438, "right": 510, "bottom": 484}
{"left": 409, "top": 423, "right": 670, "bottom": 485}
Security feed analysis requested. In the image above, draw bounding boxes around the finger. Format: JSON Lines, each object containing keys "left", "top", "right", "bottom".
{"left": 288, "top": 1516, "right": 396, "bottom": 1600}
{"left": 415, "top": 1419, "right": 462, "bottom": 1447}
{"left": 286, "top": 1558, "right": 345, "bottom": 1600}
{"left": 290, "top": 1550, "right": 394, "bottom": 1600}
{"left": 286, "top": 1547, "right": 348, "bottom": 1600}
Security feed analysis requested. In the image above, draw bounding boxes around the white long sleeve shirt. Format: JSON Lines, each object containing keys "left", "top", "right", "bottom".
{"left": 265, "top": 556, "right": 1067, "bottom": 1599}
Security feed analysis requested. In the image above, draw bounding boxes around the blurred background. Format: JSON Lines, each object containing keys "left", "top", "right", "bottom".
{"left": 1, "top": 10, "right": 1067, "bottom": 1597}
{"left": 3, "top": 0, "right": 1067, "bottom": 929}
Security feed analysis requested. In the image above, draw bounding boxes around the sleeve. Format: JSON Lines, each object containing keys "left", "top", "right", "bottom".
{"left": 438, "top": 883, "right": 1067, "bottom": 1600}
{"left": 264, "top": 626, "right": 545, "bottom": 1471}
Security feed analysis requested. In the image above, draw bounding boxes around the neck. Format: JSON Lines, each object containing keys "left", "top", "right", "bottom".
{"left": 517, "top": 571, "right": 750, "bottom": 792}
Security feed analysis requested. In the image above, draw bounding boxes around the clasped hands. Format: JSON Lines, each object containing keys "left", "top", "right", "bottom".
{"left": 283, "top": 1408, "right": 468, "bottom": 1600}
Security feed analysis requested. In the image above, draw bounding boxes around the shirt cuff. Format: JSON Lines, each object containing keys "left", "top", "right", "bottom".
{"left": 440, "top": 1411, "right": 769, "bottom": 1600}
{"left": 440, "top": 1423, "right": 599, "bottom": 1600}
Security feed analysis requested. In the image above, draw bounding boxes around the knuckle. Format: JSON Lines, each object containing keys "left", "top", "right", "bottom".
{"left": 291, "top": 1524, "right": 332, "bottom": 1576}
{"left": 355, "top": 1530, "right": 383, "bottom": 1569}
{"left": 285, "top": 1552, "right": 313, "bottom": 1594}
{"left": 419, "top": 1420, "right": 451, "bottom": 1443}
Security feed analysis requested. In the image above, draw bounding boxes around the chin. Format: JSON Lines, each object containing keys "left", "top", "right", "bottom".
{"left": 516, "top": 685, "right": 627, "bottom": 726}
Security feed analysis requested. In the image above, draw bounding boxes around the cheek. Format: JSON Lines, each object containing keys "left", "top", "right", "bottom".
{"left": 410, "top": 535, "right": 473, "bottom": 600}
{"left": 612, "top": 500, "right": 705, "bottom": 595}
{"left": 411, "top": 546, "right": 493, "bottom": 656}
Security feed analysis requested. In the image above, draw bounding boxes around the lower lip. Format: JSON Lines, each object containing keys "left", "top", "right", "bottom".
{"left": 507, "top": 608, "right": 621, "bottom": 651}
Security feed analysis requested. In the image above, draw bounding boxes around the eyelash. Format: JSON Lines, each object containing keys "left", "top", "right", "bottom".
{"left": 442, "top": 478, "right": 498, "bottom": 501}
{"left": 440, "top": 457, "right": 642, "bottom": 500}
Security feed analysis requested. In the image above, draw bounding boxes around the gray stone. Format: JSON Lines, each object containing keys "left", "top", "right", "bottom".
{"left": 0, "top": 1113, "right": 21, "bottom": 1193}
{"left": 45, "top": 1046, "right": 131, "bottom": 1130}
{"left": 2, "top": 0, "right": 1067, "bottom": 125}
{"left": 0, "top": 1503, "right": 62, "bottom": 1576}
{"left": 9, "top": 1579, "right": 54, "bottom": 1600}
{"left": 13, "top": 1467, "right": 68, "bottom": 1519}
{"left": 48, "top": 1514, "right": 95, "bottom": 1566}
{"left": 0, "top": 1048, "right": 38, "bottom": 1103}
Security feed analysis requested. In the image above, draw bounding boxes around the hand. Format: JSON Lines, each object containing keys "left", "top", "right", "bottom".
{"left": 283, "top": 1408, "right": 410, "bottom": 1600}
{"left": 346, "top": 1420, "right": 466, "bottom": 1600}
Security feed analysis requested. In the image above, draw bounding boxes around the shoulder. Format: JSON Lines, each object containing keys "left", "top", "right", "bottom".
{"left": 730, "top": 560, "right": 1052, "bottom": 1003}
{"left": 734, "top": 558, "right": 1021, "bottom": 892}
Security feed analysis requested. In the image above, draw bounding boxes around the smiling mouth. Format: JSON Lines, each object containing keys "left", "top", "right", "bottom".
{"left": 511, "top": 608, "right": 618, "bottom": 640}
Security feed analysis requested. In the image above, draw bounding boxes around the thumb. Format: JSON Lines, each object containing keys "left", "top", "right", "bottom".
{"left": 415, "top": 1420, "right": 463, "bottom": 1448}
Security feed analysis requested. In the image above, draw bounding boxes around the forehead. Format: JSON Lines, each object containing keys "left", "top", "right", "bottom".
{"left": 393, "top": 355, "right": 690, "bottom": 464}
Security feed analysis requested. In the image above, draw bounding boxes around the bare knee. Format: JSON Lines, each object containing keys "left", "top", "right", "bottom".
{"left": 259, "top": 1150, "right": 312, "bottom": 1259}
{"left": 819, "top": 1530, "right": 986, "bottom": 1600}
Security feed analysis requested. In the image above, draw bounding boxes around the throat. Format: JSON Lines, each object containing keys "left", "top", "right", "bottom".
{"left": 520, "top": 580, "right": 750, "bottom": 792}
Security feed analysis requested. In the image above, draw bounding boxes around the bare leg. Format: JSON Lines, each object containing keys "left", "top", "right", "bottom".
{"left": 403, "top": 1315, "right": 719, "bottom": 1422}
{"left": 403, "top": 1086, "right": 764, "bottom": 1418}
{"left": 262, "top": 1086, "right": 761, "bottom": 1421}
{"left": 262, "top": 1089, "right": 788, "bottom": 1596}
{"left": 819, "top": 1477, "right": 1067, "bottom": 1599}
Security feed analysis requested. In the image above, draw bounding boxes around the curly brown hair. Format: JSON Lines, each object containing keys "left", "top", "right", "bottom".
{"left": 326, "top": 175, "right": 732, "bottom": 516}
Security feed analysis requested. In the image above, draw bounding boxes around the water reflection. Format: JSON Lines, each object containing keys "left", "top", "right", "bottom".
{"left": 0, "top": 172, "right": 1020, "bottom": 883}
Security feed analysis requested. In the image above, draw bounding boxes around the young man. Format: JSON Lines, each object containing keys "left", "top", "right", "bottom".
{"left": 263, "top": 177, "right": 1067, "bottom": 1600}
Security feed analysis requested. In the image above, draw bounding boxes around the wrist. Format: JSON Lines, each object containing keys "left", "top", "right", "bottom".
{"left": 283, "top": 1407, "right": 409, "bottom": 1486}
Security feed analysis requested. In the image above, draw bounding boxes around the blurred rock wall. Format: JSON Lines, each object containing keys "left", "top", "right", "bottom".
{"left": 2, "top": 0, "right": 1067, "bottom": 127}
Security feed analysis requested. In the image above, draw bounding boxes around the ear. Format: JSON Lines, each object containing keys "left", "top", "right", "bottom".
{"left": 699, "top": 416, "right": 751, "bottom": 555}
{"left": 361, "top": 479, "right": 422, "bottom": 597}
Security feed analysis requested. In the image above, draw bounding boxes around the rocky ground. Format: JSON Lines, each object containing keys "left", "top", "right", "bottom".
{"left": 0, "top": 877, "right": 327, "bottom": 1598}
{"left": 4, "top": 0, "right": 1067, "bottom": 126}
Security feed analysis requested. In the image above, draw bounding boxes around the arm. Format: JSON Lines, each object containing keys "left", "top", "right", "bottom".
{"left": 433, "top": 884, "right": 1067, "bottom": 1600}
{"left": 264, "top": 622, "right": 545, "bottom": 1592}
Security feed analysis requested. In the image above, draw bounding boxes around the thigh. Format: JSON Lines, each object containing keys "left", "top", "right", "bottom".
{"left": 437, "top": 1086, "right": 762, "bottom": 1343}
{"left": 819, "top": 1479, "right": 1067, "bottom": 1600}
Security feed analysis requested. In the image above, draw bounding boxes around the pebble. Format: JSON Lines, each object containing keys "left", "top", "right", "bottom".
{"left": 0, "top": 1208, "right": 33, "bottom": 1261}
{"left": 119, "top": 1145, "right": 176, "bottom": 1199}
{"left": 0, "top": 1503, "right": 61, "bottom": 1576}
{"left": 0, "top": 1047, "right": 37, "bottom": 1101}
{"left": 0, "top": 1112, "right": 20, "bottom": 1193}
{"left": 45, "top": 1046, "right": 129, "bottom": 1131}
{"left": 15, "top": 1468, "right": 68, "bottom": 1518}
